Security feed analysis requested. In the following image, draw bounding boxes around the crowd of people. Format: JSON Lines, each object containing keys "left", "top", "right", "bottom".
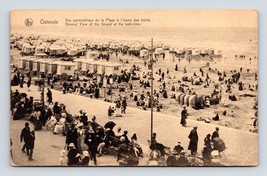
{"left": 13, "top": 87, "right": 143, "bottom": 166}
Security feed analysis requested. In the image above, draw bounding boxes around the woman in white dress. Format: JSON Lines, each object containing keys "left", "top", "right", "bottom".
{"left": 54, "top": 113, "right": 66, "bottom": 134}
{"left": 45, "top": 114, "right": 57, "bottom": 131}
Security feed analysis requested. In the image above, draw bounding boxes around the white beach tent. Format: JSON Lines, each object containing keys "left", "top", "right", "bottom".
{"left": 54, "top": 61, "right": 76, "bottom": 76}
{"left": 80, "top": 59, "right": 95, "bottom": 72}
{"left": 73, "top": 58, "right": 87, "bottom": 71}
{"left": 91, "top": 60, "right": 107, "bottom": 74}
{"left": 39, "top": 59, "right": 49, "bottom": 73}
{"left": 47, "top": 60, "right": 58, "bottom": 74}
{"left": 35, "top": 45, "right": 47, "bottom": 57}
{"left": 104, "top": 62, "right": 122, "bottom": 75}
{"left": 18, "top": 57, "right": 28, "bottom": 69}
{"left": 32, "top": 58, "right": 42, "bottom": 71}
{"left": 86, "top": 51, "right": 98, "bottom": 60}
{"left": 25, "top": 57, "right": 36, "bottom": 70}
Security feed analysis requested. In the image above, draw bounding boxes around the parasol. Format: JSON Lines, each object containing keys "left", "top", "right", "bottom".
{"left": 104, "top": 121, "right": 116, "bottom": 129}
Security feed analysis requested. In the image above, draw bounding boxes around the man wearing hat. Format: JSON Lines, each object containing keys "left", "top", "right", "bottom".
{"left": 180, "top": 105, "right": 188, "bottom": 127}
{"left": 173, "top": 141, "right": 184, "bottom": 154}
{"left": 80, "top": 110, "right": 88, "bottom": 126}
{"left": 67, "top": 143, "right": 79, "bottom": 166}
{"left": 20, "top": 122, "right": 31, "bottom": 154}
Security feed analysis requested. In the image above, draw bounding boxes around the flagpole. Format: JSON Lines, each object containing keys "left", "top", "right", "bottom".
{"left": 150, "top": 38, "right": 154, "bottom": 142}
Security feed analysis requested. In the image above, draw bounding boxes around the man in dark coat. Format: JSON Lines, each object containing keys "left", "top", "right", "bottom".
{"left": 26, "top": 130, "right": 35, "bottom": 161}
{"left": 66, "top": 125, "right": 78, "bottom": 149}
{"left": 121, "top": 97, "right": 127, "bottom": 114}
{"left": 188, "top": 127, "right": 198, "bottom": 155}
{"left": 180, "top": 106, "right": 188, "bottom": 127}
{"left": 20, "top": 122, "right": 30, "bottom": 154}
{"left": 211, "top": 127, "right": 219, "bottom": 140}
{"left": 84, "top": 130, "right": 98, "bottom": 165}
{"left": 46, "top": 88, "right": 53, "bottom": 104}
{"left": 67, "top": 143, "right": 79, "bottom": 166}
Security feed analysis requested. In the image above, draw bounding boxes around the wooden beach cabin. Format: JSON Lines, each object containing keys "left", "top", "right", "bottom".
{"left": 104, "top": 62, "right": 122, "bottom": 75}
{"left": 22, "top": 45, "right": 35, "bottom": 55}
{"left": 35, "top": 45, "right": 47, "bottom": 57}
{"left": 55, "top": 61, "right": 76, "bottom": 76}
{"left": 47, "top": 60, "right": 58, "bottom": 74}
{"left": 32, "top": 58, "right": 42, "bottom": 71}
{"left": 86, "top": 51, "right": 98, "bottom": 60}
{"left": 18, "top": 57, "right": 28, "bottom": 69}
{"left": 25, "top": 57, "right": 36, "bottom": 70}
{"left": 67, "top": 47, "right": 78, "bottom": 56}
{"left": 39, "top": 59, "right": 49, "bottom": 73}
{"left": 73, "top": 58, "right": 87, "bottom": 71}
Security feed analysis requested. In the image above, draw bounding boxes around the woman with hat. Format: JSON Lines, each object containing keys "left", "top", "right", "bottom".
{"left": 80, "top": 150, "right": 90, "bottom": 166}
{"left": 67, "top": 143, "right": 79, "bottom": 166}
{"left": 54, "top": 113, "right": 66, "bottom": 135}
{"left": 180, "top": 105, "right": 188, "bottom": 127}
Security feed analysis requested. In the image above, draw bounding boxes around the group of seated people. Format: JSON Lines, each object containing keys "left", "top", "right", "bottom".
{"left": 11, "top": 90, "right": 34, "bottom": 120}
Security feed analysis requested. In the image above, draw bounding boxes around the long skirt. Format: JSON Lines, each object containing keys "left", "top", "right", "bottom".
{"left": 54, "top": 124, "right": 64, "bottom": 134}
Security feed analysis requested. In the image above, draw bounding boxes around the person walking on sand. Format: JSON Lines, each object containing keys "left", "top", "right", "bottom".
{"left": 20, "top": 122, "right": 30, "bottom": 154}
{"left": 27, "top": 76, "right": 31, "bottom": 91}
{"left": 46, "top": 88, "right": 53, "bottom": 105}
{"left": 26, "top": 130, "right": 35, "bottom": 161}
{"left": 180, "top": 106, "right": 188, "bottom": 127}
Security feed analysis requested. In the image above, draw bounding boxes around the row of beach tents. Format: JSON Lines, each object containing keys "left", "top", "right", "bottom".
{"left": 18, "top": 57, "right": 122, "bottom": 76}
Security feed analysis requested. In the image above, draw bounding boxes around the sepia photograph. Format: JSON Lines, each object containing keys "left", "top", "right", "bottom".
{"left": 9, "top": 10, "right": 258, "bottom": 167}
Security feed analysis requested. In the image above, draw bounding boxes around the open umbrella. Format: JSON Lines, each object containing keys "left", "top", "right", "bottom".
{"left": 104, "top": 121, "right": 116, "bottom": 129}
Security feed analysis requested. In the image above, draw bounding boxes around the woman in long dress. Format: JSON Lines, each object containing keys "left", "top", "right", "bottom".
{"left": 54, "top": 113, "right": 66, "bottom": 134}
{"left": 45, "top": 114, "right": 57, "bottom": 131}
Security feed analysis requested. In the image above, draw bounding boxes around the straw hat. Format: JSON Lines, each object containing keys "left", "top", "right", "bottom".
{"left": 68, "top": 143, "right": 75, "bottom": 148}
{"left": 83, "top": 151, "right": 89, "bottom": 157}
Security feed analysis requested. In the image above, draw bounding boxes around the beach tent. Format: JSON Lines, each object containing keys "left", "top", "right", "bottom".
{"left": 47, "top": 60, "right": 58, "bottom": 74}
{"left": 54, "top": 61, "right": 76, "bottom": 76}
{"left": 104, "top": 62, "right": 122, "bottom": 75}
{"left": 92, "top": 60, "right": 107, "bottom": 74}
{"left": 32, "top": 58, "right": 42, "bottom": 71}
{"left": 18, "top": 57, "right": 28, "bottom": 69}
{"left": 39, "top": 59, "right": 49, "bottom": 73}
{"left": 86, "top": 51, "right": 98, "bottom": 59}
{"left": 35, "top": 46, "right": 46, "bottom": 56}
{"left": 22, "top": 45, "right": 35, "bottom": 55}
{"left": 80, "top": 59, "right": 95, "bottom": 72}
{"left": 25, "top": 57, "right": 36, "bottom": 70}
{"left": 154, "top": 48, "right": 164, "bottom": 55}
{"left": 67, "top": 48, "right": 78, "bottom": 56}
{"left": 73, "top": 58, "right": 87, "bottom": 71}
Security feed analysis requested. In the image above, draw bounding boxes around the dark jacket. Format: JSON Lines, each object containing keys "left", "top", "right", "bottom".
{"left": 26, "top": 133, "right": 35, "bottom": 149}
{"left": 20, "top": 127, "right": 30, "bottom": 142}
{"left": 188, "top": 129, "right": 198, "bottom": 152}
{"left": 212, "top": 130, "right": 219, "bottom": 140}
